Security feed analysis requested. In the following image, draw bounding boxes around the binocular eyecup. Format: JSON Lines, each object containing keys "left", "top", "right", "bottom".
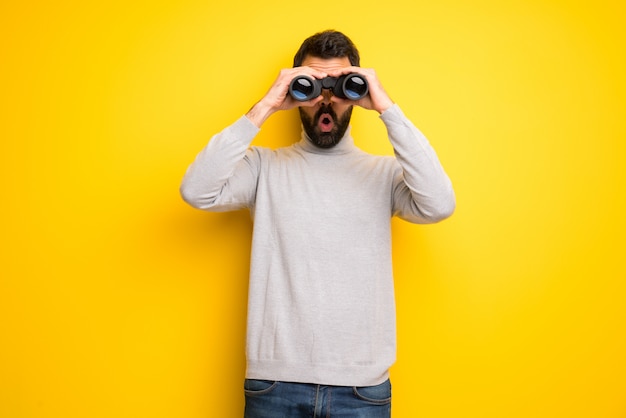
{"left": 289, "top": 73, "right": 369, "bottom": 102}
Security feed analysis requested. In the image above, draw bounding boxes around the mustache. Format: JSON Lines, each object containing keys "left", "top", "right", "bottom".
{"left": 315, "top": 104, "right": 337, "bottom": 121}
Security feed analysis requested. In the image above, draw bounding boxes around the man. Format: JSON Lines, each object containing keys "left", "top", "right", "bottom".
{"left": 180, "top": 30, "right": 455, "bottom": 417}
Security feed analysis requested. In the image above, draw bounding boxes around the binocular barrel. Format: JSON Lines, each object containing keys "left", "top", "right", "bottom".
{"left": 289, "top": 73, "right": 369, "bottom": 101}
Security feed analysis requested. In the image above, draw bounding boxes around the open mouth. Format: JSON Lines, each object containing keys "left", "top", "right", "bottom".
{"left": 318, "top": 113, "right": 334, "bottom": 132}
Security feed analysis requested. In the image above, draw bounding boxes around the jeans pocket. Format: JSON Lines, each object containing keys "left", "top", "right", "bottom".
{"left": 352, "top": 379, "right": 392, "bottom": 405}
{"left": 244, "top": 379, "right": 279, "bottom": 397}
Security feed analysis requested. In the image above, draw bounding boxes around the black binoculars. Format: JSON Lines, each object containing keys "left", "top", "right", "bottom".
{"left": 289, "top": 73, "right": 369, "bottom": 101}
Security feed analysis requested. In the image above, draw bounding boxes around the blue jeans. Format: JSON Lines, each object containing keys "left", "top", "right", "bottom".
{"left": 243, "top": 379, "right": 391, "bottom": 418}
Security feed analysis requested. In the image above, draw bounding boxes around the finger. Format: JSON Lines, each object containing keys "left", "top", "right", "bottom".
{"left": 326, "top": 66, "right": 368, "bottom": 77}
{"left": 292, "top": 66, "right": 328, "bottom": 80}
{"left": 298, "top": 95, "right": 325, "bottom": 107}
{"left": 282, "top": 94, "right": 324, "bottom": 110}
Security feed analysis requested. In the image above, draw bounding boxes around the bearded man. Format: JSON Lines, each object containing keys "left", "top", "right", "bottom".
{"left": 181, "top": 30, "right": 456, "bottom": 418}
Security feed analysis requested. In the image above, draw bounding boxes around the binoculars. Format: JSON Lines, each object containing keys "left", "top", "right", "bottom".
{"left": 289, "top": 73, "right": 369, "bottom": 101}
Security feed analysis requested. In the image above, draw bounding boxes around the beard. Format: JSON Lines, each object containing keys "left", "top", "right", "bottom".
{"left": 299, "top": 104, "right": 352, "bottom": 149}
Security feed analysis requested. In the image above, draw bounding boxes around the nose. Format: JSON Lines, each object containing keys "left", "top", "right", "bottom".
{"left": 320, "top": 89, "right": 333, "bottom": 104}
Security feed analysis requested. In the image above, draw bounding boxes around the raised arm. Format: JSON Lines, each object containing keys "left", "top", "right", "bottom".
{"left": 179, "top": 116, "right": 259, "bottom": 211}
{"left": 383, "top": 105, "right": 456, "bottom": 223}
{"left": 328, "top": 65, "right": 455, "bottom": 223}
{"left": 180, "top": 66, "right": 328, "bottom": 210}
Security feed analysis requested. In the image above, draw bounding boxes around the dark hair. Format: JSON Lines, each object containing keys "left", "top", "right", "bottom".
{"left": 293, "top": 30, "right": 360, "bottom": 67}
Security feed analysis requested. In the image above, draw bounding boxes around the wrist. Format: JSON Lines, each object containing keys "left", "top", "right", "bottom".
{"left": 375, "top": 98, "right": 394, "bottom": 114}
{"left": 246, "top": 100, "right": 275, "bottom": 128}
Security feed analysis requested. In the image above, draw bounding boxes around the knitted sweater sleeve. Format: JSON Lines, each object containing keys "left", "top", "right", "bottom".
{"left": 381, "top": 104, "right": 456, "bottom": 223}
{"left": 180, "top": 115, "right": 261, "bottom": 211}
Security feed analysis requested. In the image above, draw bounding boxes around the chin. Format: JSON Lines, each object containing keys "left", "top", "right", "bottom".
{"left": 310, "top": 131, "right": 340, "bottom": 148}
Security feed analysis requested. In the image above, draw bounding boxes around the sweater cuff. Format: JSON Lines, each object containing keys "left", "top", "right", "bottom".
{"left": 378, "top": 103, "right": 404, "bottom": 123}
{"left": 237, "top": 114, "right": 262, "bottom": 138}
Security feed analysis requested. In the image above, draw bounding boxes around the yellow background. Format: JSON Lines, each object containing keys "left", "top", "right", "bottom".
{"left": 1, "top": 0, "right": 625, "bottom": 417}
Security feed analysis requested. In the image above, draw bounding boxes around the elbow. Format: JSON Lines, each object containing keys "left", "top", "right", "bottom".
{"left": 435, "top": 194, "right": 456, "bottom": 221}
{"left": 179, "top": 183, "right": 199, "bottom": 208}
{"left": 423, "top": 188, "right": 456, "bottom": 223}
{"left": 180, "top": 182, "right": 212, "bottom": 210}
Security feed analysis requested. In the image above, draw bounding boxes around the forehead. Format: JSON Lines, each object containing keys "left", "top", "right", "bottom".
{"left": 300, "top": 55, "right": 351, "bottom": 71}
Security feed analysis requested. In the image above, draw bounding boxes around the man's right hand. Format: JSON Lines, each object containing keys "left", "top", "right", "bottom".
{"left": 245, "top": 67, "right": 327, "bottom": 128}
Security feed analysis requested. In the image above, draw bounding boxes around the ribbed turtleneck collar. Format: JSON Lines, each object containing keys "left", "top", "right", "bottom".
{"left": 295, "top": 125, "right": 357, "bottom": 155}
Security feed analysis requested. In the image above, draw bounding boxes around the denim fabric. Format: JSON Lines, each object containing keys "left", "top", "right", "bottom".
{"left": 244, "top": 379, "right": 391, "bottom": 418}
